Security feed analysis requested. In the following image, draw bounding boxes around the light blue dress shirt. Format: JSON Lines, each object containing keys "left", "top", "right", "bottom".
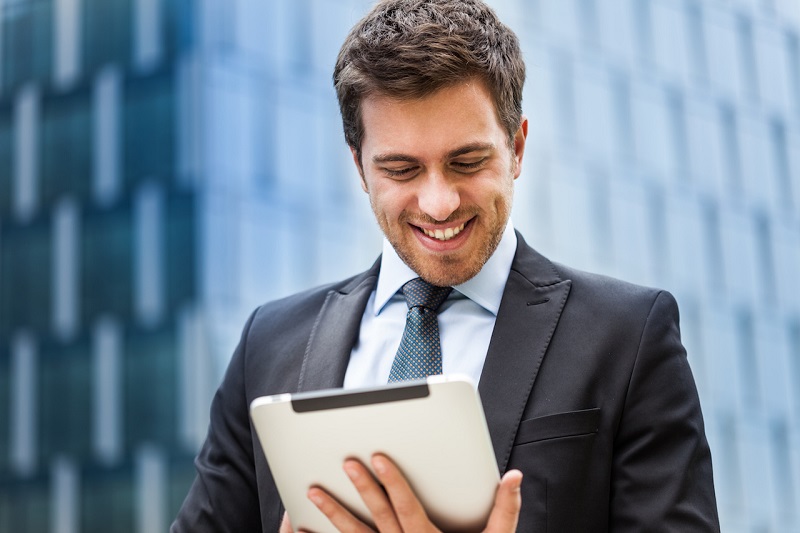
{"left": 343, "top": 222, "right": 518, "bottom": 388}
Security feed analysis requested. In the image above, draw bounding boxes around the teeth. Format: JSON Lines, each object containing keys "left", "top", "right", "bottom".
{"left": 423, "top": 222, "right": 466, "bottom": 241}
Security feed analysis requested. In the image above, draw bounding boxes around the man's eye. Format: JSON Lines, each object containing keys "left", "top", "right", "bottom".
{"left": 452, "top": 159, "right": 486, "bottom": 171}
{"left": 383, "top": 166, "right": 417, "bottom": 178}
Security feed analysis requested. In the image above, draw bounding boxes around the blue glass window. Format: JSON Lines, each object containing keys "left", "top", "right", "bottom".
{"left": 0, "top": 220, "right": 52, "bottom": 336}
{"left": 40, "top": 88, "right": 92, "bottom": 204}
{"left": 38, "top": 337, "right": 92, "bottom": 462}
{"left": 123, "top": 71, "right": 175, "bottom": 187}
{"left": 81, "top": 205, "right": 133, "bottom": 323}
{"left": 0, "top": 106, "right": 12, "bottom": 217}
{"left": 0, "top": 0, "right": 52, "bottom": 93}
{"left": 82, "top": 0, "right": 132, "bottom": 72}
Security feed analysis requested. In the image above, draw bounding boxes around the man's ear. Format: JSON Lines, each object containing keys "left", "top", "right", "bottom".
{"left": 350, "top": 146, "right": 368, "bottom": 192}
{"left": 512, "top": 116, "right": 528, "bottom": 180}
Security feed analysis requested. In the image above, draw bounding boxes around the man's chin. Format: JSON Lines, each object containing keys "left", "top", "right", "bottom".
{"left": 402, "top": 255, "right": 483, "bottom": 287}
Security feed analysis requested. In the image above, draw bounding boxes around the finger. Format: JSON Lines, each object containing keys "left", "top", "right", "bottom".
{"left": 308, "top": 486, "right": 375, "bottom": 533}
{"left": 343, "top": 459, "right": 403, "bottom": 533}
{"left": 370, "top": 454, "right": 436, "bottom": 532}
{"left": 279, "top": 512, "right": 293, "bottom": 533}
{"left": 483, "top": 469, "right": 523, "bottom": 532}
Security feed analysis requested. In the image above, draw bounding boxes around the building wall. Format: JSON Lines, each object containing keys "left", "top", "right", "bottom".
{"left": 0, "top": 0, "right": 798, "bottom": 531}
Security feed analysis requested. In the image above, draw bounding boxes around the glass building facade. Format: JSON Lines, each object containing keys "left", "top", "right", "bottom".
{"left": 0, "top": 0, "right": 798, "bottom": 531}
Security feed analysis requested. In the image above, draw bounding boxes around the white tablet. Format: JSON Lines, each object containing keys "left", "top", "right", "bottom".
{"left": 250, "top": 375, "right": 499, "bottom": 533}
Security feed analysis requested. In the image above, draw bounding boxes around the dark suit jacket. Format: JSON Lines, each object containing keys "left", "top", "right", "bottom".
{"left": 172, "top": 233, "right": 720, "bottom": 532}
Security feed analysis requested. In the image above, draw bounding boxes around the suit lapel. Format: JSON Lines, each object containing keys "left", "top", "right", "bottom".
{"left": 298, "top": 261, "right": 380, "bottom": 392}
{"left": 478, "top": 233, "right": 571, "bottom": 473}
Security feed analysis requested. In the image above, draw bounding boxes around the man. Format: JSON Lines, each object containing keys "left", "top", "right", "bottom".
{"left": 173, "top": 0, "right": 720, "bottom": 531}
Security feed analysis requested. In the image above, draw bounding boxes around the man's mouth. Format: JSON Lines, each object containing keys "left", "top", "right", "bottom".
{"left": 421, "top": 222, "right": 467, "bottom": 242}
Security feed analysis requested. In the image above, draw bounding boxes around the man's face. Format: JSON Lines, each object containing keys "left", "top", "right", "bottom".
{"left": 354, "top": 79, "right": 527, "bottom": 286}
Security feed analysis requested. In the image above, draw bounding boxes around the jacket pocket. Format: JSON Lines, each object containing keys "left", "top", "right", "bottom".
{"left": 513, "top": 407, "right": 601, "bottom": 446}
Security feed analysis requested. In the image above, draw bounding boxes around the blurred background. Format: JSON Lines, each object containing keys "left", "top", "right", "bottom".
{"left": 0, "top": 0, "right": 798, "bottom": 531}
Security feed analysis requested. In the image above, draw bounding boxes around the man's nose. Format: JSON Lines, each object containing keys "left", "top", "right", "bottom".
{"left": 417, "top": 172, "right": 460, "bottom": 222}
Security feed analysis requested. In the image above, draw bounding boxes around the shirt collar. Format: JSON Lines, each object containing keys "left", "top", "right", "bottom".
{"left": 373, "top": 221, "right": 517, "bottom": 316}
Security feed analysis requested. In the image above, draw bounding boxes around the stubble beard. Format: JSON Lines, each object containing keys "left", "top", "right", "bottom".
{"left": 372, "top": 195, "right": 512, "bottom": 287}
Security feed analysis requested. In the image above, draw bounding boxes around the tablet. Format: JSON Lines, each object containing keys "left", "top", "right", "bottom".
{"left": 250, "top": 375, "right": 499, "bottom": 533}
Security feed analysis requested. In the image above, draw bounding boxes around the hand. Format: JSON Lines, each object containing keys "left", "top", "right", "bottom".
{"left": 307, "top": 454, "right": 522, "bottom": 532}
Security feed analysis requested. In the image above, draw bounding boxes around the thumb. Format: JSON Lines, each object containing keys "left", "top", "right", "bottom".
{"left": 484, "top": 470, "right": 522, "bottom": 532}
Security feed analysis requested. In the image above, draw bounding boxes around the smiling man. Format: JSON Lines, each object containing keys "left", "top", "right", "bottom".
{"left": 172, "top": 1, "right": 720, "bottom": 531}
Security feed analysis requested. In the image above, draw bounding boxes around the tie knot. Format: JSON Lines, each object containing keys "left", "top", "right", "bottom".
{"left": 401, "top": 278, "right": 452, "bottom": 312}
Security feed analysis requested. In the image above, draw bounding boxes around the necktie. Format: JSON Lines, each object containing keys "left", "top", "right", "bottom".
{"left": 388, "top": 278, "right": 453, "bottom": 382}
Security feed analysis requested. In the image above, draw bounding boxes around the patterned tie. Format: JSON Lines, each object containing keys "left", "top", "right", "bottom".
{"left": 388, "top": 278, "right": 453, "bottom": 382}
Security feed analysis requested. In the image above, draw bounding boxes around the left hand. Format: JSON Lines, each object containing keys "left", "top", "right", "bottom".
{"left": 306, "top": 453, "right": 522, "bottom": 532}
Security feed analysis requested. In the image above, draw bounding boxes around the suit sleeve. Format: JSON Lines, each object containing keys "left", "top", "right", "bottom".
{"left": 171, "top": 309, "right": 263, "bottom": 533}
{"left": 610, "top": 291, "right": 720, "bottom": 531}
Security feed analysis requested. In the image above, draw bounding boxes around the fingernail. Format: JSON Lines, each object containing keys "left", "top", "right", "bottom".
{"left": 372, "top": 456, "right": 387, "bottom": 474}
{"left": 309, "top": 491, "right": 323, "bottom": 506}
{"left": 344, "top": 463, "right": 359, "bottom": 480}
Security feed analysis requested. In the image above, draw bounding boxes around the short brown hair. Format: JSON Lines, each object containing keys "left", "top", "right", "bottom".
{"left": 334, "top": 0, "right": 525, "bottom": 159}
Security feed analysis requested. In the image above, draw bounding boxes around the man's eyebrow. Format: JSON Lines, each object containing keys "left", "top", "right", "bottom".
{"left": 372, "top": 143, "right": 495, "bottom": 164}
{"left": 372, "top": 153, "right": 419, "bottom": 164}
{"left": 447, "top": 142, "right": 495, "bottom": 158}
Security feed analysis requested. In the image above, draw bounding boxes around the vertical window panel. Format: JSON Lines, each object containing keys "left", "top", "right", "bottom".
{"left": 92, "top": 317, "right": 123, "bottom": 464}
{"left": 0, "top": 0, "right": 52, "bottom": 93}
{"left": 123, "top": 71, "right": 175, "bottom": 186}
{"left": 0, "top": 344, "right": 10, "bottom": 476}
{"left": 0, "top": 221, "right": 52, "bottom": 335}
{"left": 631, "top": 82, "right": 671, "bottom": 180}
{"left": 686, "top": 99, "right": 723, "bottom": 194}
{"left": 720, "top": 209, "right": 760, "bottom": 307}
{"left": 81, "top": 464, "right": 135, "bottom": 533}
{"left": 13, "top": 84, "right": 39, "bottom": 222}
{"left": 666, "top": 89, "right": 690, "bottom": 182}
{"left": 736, "top": 14, "right": 760, "bottom": 101}
{"left": 11, "top": 332, "right": 38, "bottom": 476}
{"left": 134, "top": 182, "right": 164, "bottom": 326}
{"left": 665, "top": 194, "right": 705, "bottom": 295}
{"left": 39, "top": 338, "right": 92, "bottom": 462}
{"left": 577, "top": 0, "right": 599, "bottom": 48}
{"left": 773, "top": 222, "right": 800, "bottom": 314}
{"left": 3, "top": 478, "right": 50, "bottom": 531}
{"left": 735, "top": 310, "right": 760, "bottom": 411}
{"left": 718, "top": 103, "right": 743, "bottom": 198}
{"left": 652, "top": 0, "right": 690, "bottom": 85}
{"left": 609, "top": 179, "right": 656, "bottom": 286}
{"left": 597, "top": 0, "right": 636, "bottom": 64}
{"left": 53, "top": 0, "right": 81, "bottom": 89}
{"left": 575, "top": 63, "right": 614, "bottom": 160}
{"left": 706, "top": 9, "right": 743, "bottom": 98}
{"left": 125, "top": 324, "right": 177, "bottom": 448}
{"left": 92, "top": 65, "right": 122, "bottom": 207}
{"left": 787, "top": 32, "right": 800, "bottom": 114}
{"left": 739, "top": 114, "right": 774, "bottom": 210}
{"left": 165, "top": 191, "right": 195, "bottom": 310}
{"left": 769, "top": 420, "right": 795, "bottom": 526}
{"left": 610, "top": 73, "right": 635, "bottom": 159}
{"left": 81, "top": 205, "right": 133, "bottom": 323}
{"left": 50, "top": 457, "right": 79, "bottom": 533}
{"left": 701, "top": 199, "right": 726, "bottom": 297}
{"left": 686, "top": 1, "right": 709, "bottom": 84}
{"left": 135, "top": 445, "right": 166, "bottom": 533}
{"left": 133, "top": 0, "right": 163, "bottom": 72}
{"left": 632, "top": 0, "right": 655, "bottom": 67}
{"left": 755, "top": 24, "right": 790, "bottom": 113}
{"left": 40, "top": 88, "right": 92, "bottom": 204}
{"left": 82, "top": 0, "right": 132, "bottom": 71}
{"left": 769, "top": 119, "right": 794, "bottom": 214}
{"left": 0, "top": 107, "right": 12, "bottom": 217}
{"left": 551, "top": 53, "right": 577, "bottom": 145}
{"left": 52, "top": 197, "right": 80, "bottom": 340}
